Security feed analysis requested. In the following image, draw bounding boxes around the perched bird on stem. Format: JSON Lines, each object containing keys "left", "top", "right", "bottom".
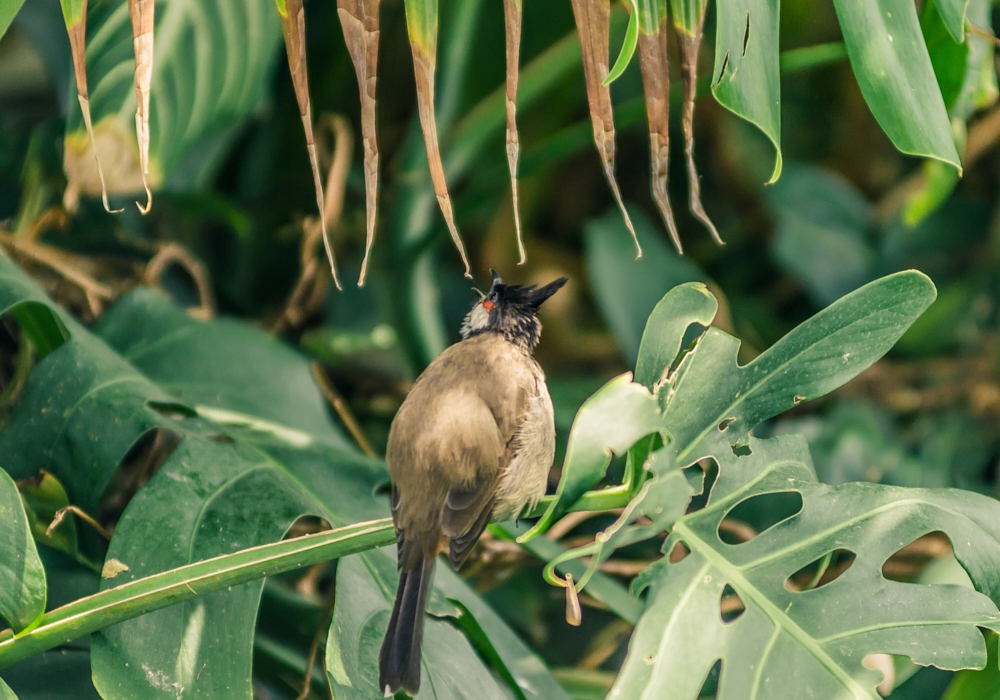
{"left": 379, "top": 270, "right": 567, "bottom": 697}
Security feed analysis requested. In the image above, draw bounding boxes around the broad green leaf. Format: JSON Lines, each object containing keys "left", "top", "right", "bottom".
{"left": 326, "top": 549, "right": 514, "bottom": 700}
{"left": 610, "top": 434, "right": 1000, "bottom": 700}
{"left": 0, "top": 0, "right": 26, "bottom": 43}
{"left": 0, "top": 675, "right": 14, "bottom": 699}
{"left": 941, "top": 634, "right": 1000, "bottom": 700}
{"left": 0, "top": 468, "right": 46, "bottom": 634}
{"left": 61, "top": 0, "right": 283, "bottom": 205}
{"left": 711, "top": 0, "right": 782, "bottom": 182}
{"left": 0, "top": 647, "right": 100, "bottom": 699}
{"left": 634, "top": 283, "right": 718, "bottom": 390}
{"left": 95, "top": 287, "right": 350, "bottom": 448}
{"left": 519, "top": 373, "right": 662, "bottom": 542}
{"left": 935, "top": 0, "right": 970, "bottom": 43}
{"left": 662, "top": 271, "right": 937, "bottom": 465}
{"left": 0, "top": 254, "right": 69, "bottom": 358}
{"left": 434, "top": 572, "right": 572, "bottom": 700}
{"left": 584, "top": 207, "right": 705, "bottom": 363}
{"left": 833, "top": 0, "right": 961, "bottom": 169}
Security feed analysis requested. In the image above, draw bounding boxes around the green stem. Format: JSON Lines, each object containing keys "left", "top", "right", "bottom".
{"left": 780, "top": 41, "right": 848, "bottom": 74}
{"left": 0, "top": 520, "right": 394, "bottom": 670}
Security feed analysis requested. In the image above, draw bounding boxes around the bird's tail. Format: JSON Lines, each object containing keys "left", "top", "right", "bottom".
{"left": 379, "top": 555, "right": 435, "bottom": 697}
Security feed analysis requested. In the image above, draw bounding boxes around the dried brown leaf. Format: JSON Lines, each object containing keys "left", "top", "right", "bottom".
{"left": 503, "top": 0, "right": 525, "bottom": 264}
{"left": 571, "top": 0, "right": 640, "bottom": 258}
{"left": 637, "top": 25, "right": 682, "bottom": 253}
{"left": 337, "top": 0, "right": 381, "bottom": 286}
{"left": 279, "top": 0, "right": 341, "bottom": 290}
{"left": 410, "top": 43, "right": 471, "bottom": 277}
{"left": 127, "top": 0, "right": 154, "bottom": 215}
{"left": 676, "top": 18, "right": 723, "bottom": 245}
{"left": 64, "top": 1, "right": 121, "bottom": 214}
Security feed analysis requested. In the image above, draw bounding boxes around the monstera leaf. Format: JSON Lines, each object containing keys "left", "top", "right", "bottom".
{"left": 610, "top": 433, "right": 1000, "bottom": 699}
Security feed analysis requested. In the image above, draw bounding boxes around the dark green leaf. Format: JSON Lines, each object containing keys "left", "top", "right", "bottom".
{"left": 711, "top": 0, "right": 782, "bottom": 181}
{"left": 611, "top": 434, "right": 1000, "bottom": 699}
{"left": 634, "top": 283, "right": 718, "bottom": 390}
{"left": 0, "top": 467, "right": 46, "bottom": 634}
{"left": 584, "top": 207, "right": 705, "bottom": 363}
{"left": 519, "top": 373, "right": 662, "bottom": 542}
{"left": 834, "top": 0, "right": 961, "bottom": 168}
{"left": 96, "top": 287, "right": 350, "bottom": 448}
{"left": 1, "top": 647, "right": 100, "bottom": 699}
{"left": 662, "top": 271, "right": 937, "bottom": 465}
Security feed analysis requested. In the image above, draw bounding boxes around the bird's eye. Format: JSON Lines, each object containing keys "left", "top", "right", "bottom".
{"left": 483, "top": 300, "right": 495, "bottom": 312}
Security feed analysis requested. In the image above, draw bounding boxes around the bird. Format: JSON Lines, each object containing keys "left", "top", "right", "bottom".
{"left": 378, "top": 269, "right": 568, "bottom": 697}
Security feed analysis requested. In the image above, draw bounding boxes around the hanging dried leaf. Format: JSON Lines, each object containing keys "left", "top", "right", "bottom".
{"left": 635, "top": 0, "right": 681, "bottom": 253}
{"left": 61, "top": 0, "right": 121, "bottom": 214}
{"left": 671, "top": 0, "right": 723, "bottom": 245}
{"left": 127, "top": 0, "right": 154, "bottom": 215}
{"left": 404, "top": 0, "right": 471, "bottom": 278}
{"left": 502, "top": 0, "right": 525, "bottom": 264}
{"left": 276, "top": 0, "right": 341, "bottom": 290}
{"left": 337, "top": 0, "right": 381, "bottom": 286}
{"left": 570, "top": 0, "right": 640, "bottom": 258}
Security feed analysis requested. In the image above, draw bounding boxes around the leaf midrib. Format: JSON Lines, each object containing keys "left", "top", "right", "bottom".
{"left": 672, "top": 520, "right": 875, "bottom": 700}
{"left": 675, "top": 296, "right": 914, "bottom": 465}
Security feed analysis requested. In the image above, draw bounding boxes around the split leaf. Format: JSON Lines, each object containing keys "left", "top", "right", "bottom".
{"left": 404, "top": 0, "right": 471, "bottom": 277}
{"left": 611, "top": 434, "right": 1000, "bottom": 700}
{"left": 570, "top": 0, "right": 640, "bottom": 257}
{"left": 127, "top": 0, "right": 154, "bottom": 214}
{"left": 336, "top": 0, "right": 381, "bottom": 286}
{"left": 276, "top": 0, "right": 341, "bottom": 290}
{"left": 635, "top": 0, "right": 681, "bottom": 252}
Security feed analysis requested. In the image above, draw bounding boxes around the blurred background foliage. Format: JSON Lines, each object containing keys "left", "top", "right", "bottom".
{"left": 3, "top": 0, "right": 1000, "bottom": 697}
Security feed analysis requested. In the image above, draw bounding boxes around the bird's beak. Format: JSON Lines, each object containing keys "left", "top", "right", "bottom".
{"left": 527, "top": 276, "right": 569, "bottom": 308}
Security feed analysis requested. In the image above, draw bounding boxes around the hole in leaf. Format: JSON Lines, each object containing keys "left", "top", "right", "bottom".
{"left": 862, "top": 653, "right": 895, "bottom": 696}
{"left": 147, "top": 400, "right": 198, "bottom": 421}
{"left": 792, "top": 395, "right": 806, "bottom": 405}
{"left": 686, "top": 459, "right": 719, "bottom": 514}
{"left": 98, "top": 427, "right": 182, "bottom": 530}
{"left": 698, "top": 659, "right": 722, "bottom": 698}
{"left": 785, "top": 549, "right": 856, "bottom": 591}
{"left": 882, "top": 531, "right": 970, "bottom": 586}
{"left": 731, "top": 442, "right": 752, "bottom": 457}
{"left": 720, "top": 584, "right": 745, "bottom": 623}
{"left": 718, "top": 417, "right": 735, "bottom": 431}
{"left": 742, "top": 11, "right": 751, "bottom": 56}
{"left": 206, "top": 433, "right": 234, "bottom": 444}
{"left": 669, "top": 540, "right": 690, "bottom": 563}
{"left": 719, "top": 491, "right": 803, "bottom": 544}
{"left": 716, "top": 52, "right": 730, "bottom": 83}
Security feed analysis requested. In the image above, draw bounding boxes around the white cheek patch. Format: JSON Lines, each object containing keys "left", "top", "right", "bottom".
{"left": 460, "top": 303, "right": 490, "bottom": 338}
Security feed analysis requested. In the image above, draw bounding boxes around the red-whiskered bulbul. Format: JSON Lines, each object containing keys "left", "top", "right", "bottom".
{"left": 378, "top": 270, "right": 568, "bottom": 696}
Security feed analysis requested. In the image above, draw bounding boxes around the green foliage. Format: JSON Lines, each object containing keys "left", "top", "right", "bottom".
{"left": 0, "top": 467, "right": 45, "bottom": 635}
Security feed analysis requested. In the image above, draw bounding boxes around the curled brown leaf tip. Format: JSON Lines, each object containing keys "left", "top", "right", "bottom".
{"left": 65, "top": 3, "right": 122, "bottom": 215}
{"left": 564, "top": 572, "right": 583, "bottom": 626}
{"left": 337, "top": 0, "right": 381, "bottom": 287}
{"left": 281, "top": 0, "right": 341, "bottom": 290}
{"left": 571, "top": 0, "right": 641, "bottom": 259}
{"left": 127, "top": 0, "right": 154, "bottom": 215}
{"left": 676, "top": 15, "right": 723, "bottom": 245}
{"left": 410, "top": 44, "right": 471, "bottom": 278}
{"left": 637, "top": 24, "right": 681, "bottom": 254}
{"left": 503, "top": 0, "right": 525, "bottom": 264}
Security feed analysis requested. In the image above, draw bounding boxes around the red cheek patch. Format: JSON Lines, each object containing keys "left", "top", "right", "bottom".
{"left": 483, "top": 300, "right": 494, "bottom": 311}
